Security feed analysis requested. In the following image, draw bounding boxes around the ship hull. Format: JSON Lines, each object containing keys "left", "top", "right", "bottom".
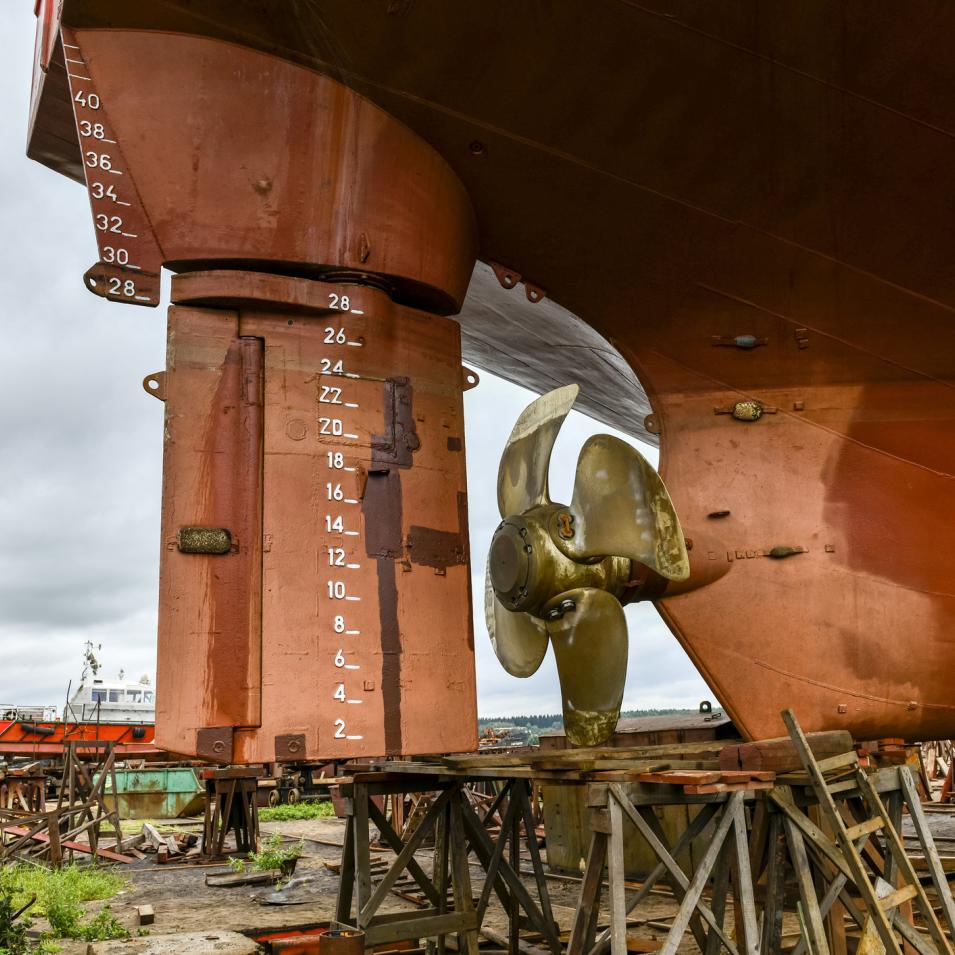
{"left": 27, "top": 1, "right": 955, "bottom": 742}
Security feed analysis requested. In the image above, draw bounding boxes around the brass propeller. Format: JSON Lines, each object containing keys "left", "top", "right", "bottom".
{"left": 485, "top": 386, "right": 689, "bottom": 747}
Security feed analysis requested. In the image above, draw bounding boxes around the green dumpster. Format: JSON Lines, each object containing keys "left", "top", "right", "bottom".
{"left": 102, "top": 768, "right": 203, "bottom": 819}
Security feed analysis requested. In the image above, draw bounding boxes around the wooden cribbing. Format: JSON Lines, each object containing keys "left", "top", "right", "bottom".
{"left": 720, "top": 730, "right": 854, "bottom": 773}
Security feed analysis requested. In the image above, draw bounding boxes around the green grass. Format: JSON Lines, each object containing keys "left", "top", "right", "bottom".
{"left": 0, "top": 864, "right": 129, "bottom": 947}
{"left": 259, "top": 800, "right": 335, "bottom": 822}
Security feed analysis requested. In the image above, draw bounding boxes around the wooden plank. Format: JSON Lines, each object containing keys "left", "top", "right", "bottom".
{"left": 567, "top": 831, "right": 607, "bottom": 955}
{"left": 784, "top": 818, "right": 832, "bottom": 955}
{"left": 608, "top": 794, "right": 628, "bottom": 955}
{"left": 365, "top": 912, "right": 478, "bottom": 948}
{"left": 449, "top": 793, "right": 479, "bottom": 955}
{"left": 336, "top": 814, "right": 355, "bottom": 923}
{"left": 717, "top": 771, "right": 775, "bottom": 782}
{"left": 816, "top": 752, "right": 860, "bottom": 773}
{"left": 759, "top": 814, "right": 787, "bottom": 955}
{"left": 1, "top": 826, "right": 135, "bottom": 863}
{"left": 844, "top": 818, "right": 885, "bottom": 842}
{"left": 636, "top": 771, "right": 722, "bottom": 786}
{"left": 878, "top": 885, "right": 918, "bottom": 911}
{"left": 729, "top": 796, "right": 759, "bottom": 955}
{"left": 683, "top": 781, "right": 774, "bottom": 794}
{"left": 704, "top": 840, "right": 732, "bottom": 955}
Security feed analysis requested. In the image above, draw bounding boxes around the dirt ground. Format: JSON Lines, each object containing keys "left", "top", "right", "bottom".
{"left": 45, "top": 805, "right": 955, "bottom": 954}
{"left": 43, "top": 813, "right": 702, "bottom": 954}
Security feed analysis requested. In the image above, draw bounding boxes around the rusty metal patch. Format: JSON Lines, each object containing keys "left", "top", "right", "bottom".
{"left": 177, "top": 527, "right": 232, "bottom": 555}
{"left": 371, "top": 378, "right": 419, "bottom": 467}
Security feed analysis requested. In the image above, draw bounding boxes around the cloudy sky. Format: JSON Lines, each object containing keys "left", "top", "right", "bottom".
{"left": 0, "top": 7, "right": 712, "bottom": 716}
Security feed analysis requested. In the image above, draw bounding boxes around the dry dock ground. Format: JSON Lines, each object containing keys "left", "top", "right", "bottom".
{"left": 31, "top": 808, "right": 955, "bottom": 954}
{"left": 39, "top": 812, "right": 707, "bottom": 954}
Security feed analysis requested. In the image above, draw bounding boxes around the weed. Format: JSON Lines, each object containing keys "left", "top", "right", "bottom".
{"left": 0, "top": 873, "right": 32, "bottom": 955}
{"left": 0, "top": 865, "right": 128, "bottom": 946}
{"left": 230, "top": 834, "right": 305, "bottom": 874}
{"left": 258, "top": 801, "right": 334, "bottom": 822}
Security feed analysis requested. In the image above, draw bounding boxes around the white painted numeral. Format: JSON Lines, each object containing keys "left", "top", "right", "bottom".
{"left": 74, "top": 90, "right": 101, "bottom": 110}
{"left": 328, "top": 547, "right": 346, "bottom": 566}
{"left": 334, "top": 683, "right": 346, "bottom": 702}
{"left": 334, "top": 650, "right": 346, "bottom": 668}
{"left": 327, "top": 452, "right": 344, "bottom": 469}
{"left": 326, "top": 483, "right": 344, "bottom": 501}
{"left": 320, "top": 386, "right": 342, "bottom": 405}
{"left": 327, "top": 581, "right": 346, "bottom": 599}
{"left": 102, "top": 246, "right": 128, "bottom": 265}
{"left": 323, "top": 327, "right": 347, "bottom": 344}
{"left": 85, "top": 152, "right": 112, "bottom": 170}
{"left": 325, "top": 515, "right": 344, "bottom": 532}
{"left": 95, "top": 213, "right": 123, "bottom": 233}
{"left": 334, "top": 616, "right": 346, "bottom": 633}
{"left": 328, "top": 293, "right": 351, "bottom": 311}
{"left": 90, "top": 182, "right": 119, "bottom": 201}
{"left": 319, "top": 417, "right": 343, "bottom": 436}
{"left": 334, "top": 719, "right": 346, "bottom": 739}
{"left": 108, "top": 277, "right": 136, "bottom": 297}
{"left": 79, "top": 120, "right": 106, "bottom": 139}
{"left": 321, "top": 358, "right": 345, "bottom": 374}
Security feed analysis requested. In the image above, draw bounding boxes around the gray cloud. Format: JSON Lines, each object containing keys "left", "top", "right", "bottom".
{"left": 0, "top": 7, "right": 712, "bottom": 717}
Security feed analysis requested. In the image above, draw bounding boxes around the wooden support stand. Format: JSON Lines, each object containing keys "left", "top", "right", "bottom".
{"left": 201, "top": 767, "right": 260, "bottom": 858}
{"left": 0, "top": 742, "right": 125, "bottom": 866}
{"left": 336, "top": 773, "right": 560, "bottom": 954}
{"left": 566, "top": 712, "right": 955, "bottom": 955}
{"left": 331, "top": 720, "right": 955, "bottom": 955}
{"left": 569, "top": 783, "right": 759, "bottom": 955}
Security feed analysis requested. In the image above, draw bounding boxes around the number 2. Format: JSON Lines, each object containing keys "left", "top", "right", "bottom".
{"left": 334, "top": 719, "right": 346, "bottom": 739}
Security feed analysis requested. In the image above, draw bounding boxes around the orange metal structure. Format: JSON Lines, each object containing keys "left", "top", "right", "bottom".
{"left": 24, "top": 1, "right": 955, "bottom": 745}
{"left": 0, "top": 719, "right": 158, "bottom": 759}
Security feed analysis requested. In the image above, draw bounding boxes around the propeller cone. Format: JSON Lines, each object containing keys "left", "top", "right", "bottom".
{"left": 484, "top": 560, "right": 548, "bottom": 677}
{"left": 565, "top": 434, "right": 689, "bottom": 581}
{"left": 497, "top": 384, "right": 578, "bottom": 518}
{"left": 545, "top": 587, "right": 627, "bottom": 746}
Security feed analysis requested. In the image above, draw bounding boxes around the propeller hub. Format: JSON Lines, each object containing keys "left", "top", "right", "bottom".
{"left": 490, "top": 507, "right": 634, "bottom": 615}
{"left": 489, "top": 521, "right": 532, "bottom": 605}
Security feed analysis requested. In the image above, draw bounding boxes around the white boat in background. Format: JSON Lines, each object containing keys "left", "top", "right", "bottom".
{"left": 67, "top": 679, "right": 155, "bottom": 724}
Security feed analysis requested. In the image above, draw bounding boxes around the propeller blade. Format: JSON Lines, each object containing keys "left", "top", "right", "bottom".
{"left": 545, "top": 588, "right": 627, "bottom": 747}
{"left": 497, "top": 384, "right": 579, "bottom": 518}
{"left": 565, "top": 434, "right": 689, "bottom": 581}
{"left": 485, "top": 559, "right": 549, "bottom": 677}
